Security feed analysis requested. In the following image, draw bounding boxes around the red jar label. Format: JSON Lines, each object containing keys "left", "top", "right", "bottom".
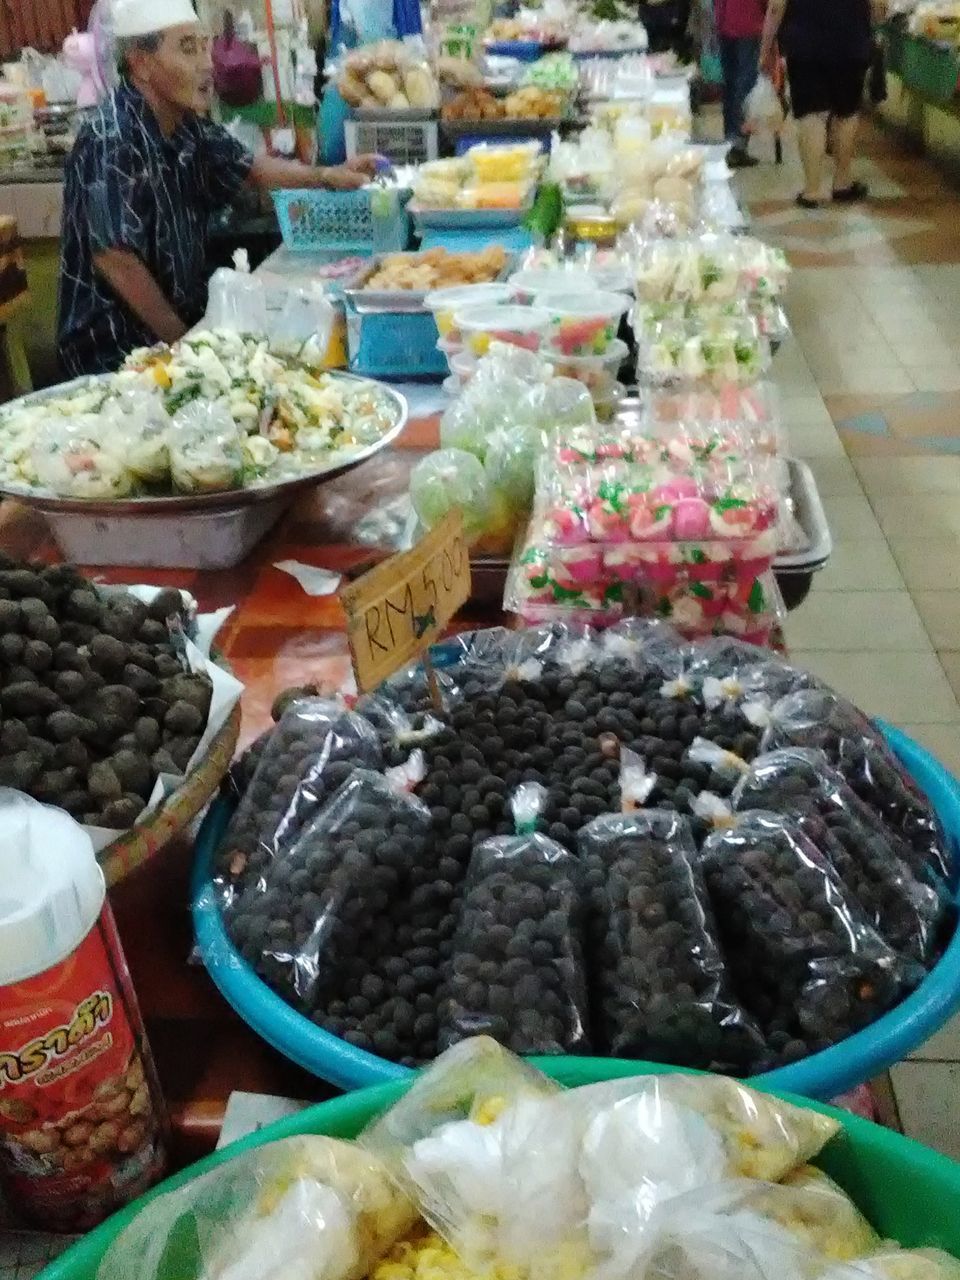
{"left": 0, "top": 903, "right": 166, "bottom": 1231}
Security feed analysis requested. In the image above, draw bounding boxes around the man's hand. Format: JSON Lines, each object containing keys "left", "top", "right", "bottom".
{"left": 759, "top": 44, "right": 777, "bottom": 76}
{"left": 344, "top": 152, "right": 385, "bottom": 177}
{"left": 318, "top": 164, "right": 368, "bottom": 190}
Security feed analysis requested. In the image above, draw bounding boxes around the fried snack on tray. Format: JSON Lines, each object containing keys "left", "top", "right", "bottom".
{"left": 362, "top": 247, "right": 508, "bottom": 292}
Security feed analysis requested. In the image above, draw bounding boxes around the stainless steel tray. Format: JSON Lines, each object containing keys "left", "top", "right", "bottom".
{"left": 0, "top": 371, "right": 408, "bottom": 515}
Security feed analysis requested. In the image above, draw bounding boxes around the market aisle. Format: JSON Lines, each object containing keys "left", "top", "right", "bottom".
{"left": 736, "top": 115, "right": 960, "bottom": 1155}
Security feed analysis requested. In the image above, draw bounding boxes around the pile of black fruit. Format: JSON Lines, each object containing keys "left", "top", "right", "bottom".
{"left": 215, "top": 630, "right": 955, "bottom": 1072}
{"left": 579, "top": 810, "right": 766, "bottom": 1071}
{"left": 439, "top": 825, "right": 590, "bottom": 1056}
{"left": 701, "top": 811, "right": 915, "bottom": 1056}
{"left": 0, "top": 558, "right": 211, "bottom": 828}
{"left": 732, "top": 747, "right": 951, "bottom": 967}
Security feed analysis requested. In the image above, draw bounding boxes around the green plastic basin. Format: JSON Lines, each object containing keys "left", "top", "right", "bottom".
{"left": 37, "top": 1059, "right": 960, "bottom": 1279}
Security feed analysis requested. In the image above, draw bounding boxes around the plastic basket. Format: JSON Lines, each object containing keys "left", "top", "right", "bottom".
{"left": 36, "top": 1061, "right": 960, "bottom": 1280}
{"left": 901, "top": 34, "right": 960, "bottom": 103}
{"left": 345, "top": 309, "right": 448, "bottom": 379}
{"left": 345, "top": 117, "right": 439, "bottom": 165}
{"left": 271, "top": 188, "right": 411, "bottom": 255}
{"left": 191, "top": 642, "right": 960, "bottom": 1097}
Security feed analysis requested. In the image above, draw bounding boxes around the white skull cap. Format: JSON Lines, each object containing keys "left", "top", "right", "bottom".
{"left": 111, "top": 0, "right": 200, "bottom": 38}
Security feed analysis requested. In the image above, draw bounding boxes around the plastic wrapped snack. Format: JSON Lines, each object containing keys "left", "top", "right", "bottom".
{"left": 96, "top": 1135, "right": 416, "bottom": 1280}
{"left": 360, "top": 1038, "right": 590, "bottom": 1278}
{"left": 636, "top": 311, "right": 771, "bottom": 390}
{"left": 775, "top": 1166, "right": 880, "bottom": 1259}
{"left": 31, "top": 414, "right": 135, "bottom": 499}
{"left": 577, "top": 807, "right": 764, "bottom": 1070}
{"left": 439, "top": 783, "right": 591, "bottom": 1056}
{"left": 101, "top": 388, "right": 171, "bottom": 484}
{"left": 552, "top": 1072, "right": 839, "bottom": 1278}
{"left": 700, "top": 811, "right": 918, "bottom": 1060}
{"left": 732, "top": 748, "right": 949, "bottom": 967}
{"left": 762, "top": 689, "right": 954, "bottom": 890}
{"left": 214, "top": 699, "right": 382, "bottom": 903}
{"left": 409, "top": 448, "right": 493, "bottom": 543}
{"left": 483, "top": 422, "right": 541, "bottom": 510}
{"left": 224, "top": 768, "right": 432, "bottom": 1012}
{"left": 169, "top": 401, "right": 245, "bottom": 493}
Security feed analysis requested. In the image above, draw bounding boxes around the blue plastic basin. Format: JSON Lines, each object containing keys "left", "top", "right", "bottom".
{"left": 192, "top": 715, "right": 960, "bottom": 1096}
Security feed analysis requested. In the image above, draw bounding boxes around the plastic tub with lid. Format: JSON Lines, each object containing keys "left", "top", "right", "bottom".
{"left": 455, "top": 303, "right": 551, "bottom": 357}
{"left": 509, "top": 265, "right": 631, "bottom": 304}
{"left": 537, "top": 289, "right": 631, "bottom": 357}
{"left": 424, "top": 283, "right": 514, "bottom": 342}
{"left": 549, "top": 336, "right": 628, "bottom": 403}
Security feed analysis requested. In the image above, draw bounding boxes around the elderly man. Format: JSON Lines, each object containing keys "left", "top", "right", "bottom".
{"left": 58, "top": 0, "right": 379, "bottom": 376}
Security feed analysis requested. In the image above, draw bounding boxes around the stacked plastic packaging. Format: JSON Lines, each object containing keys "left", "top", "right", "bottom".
{"left": 506, "top": 420, "right": 784, "bottom": 640}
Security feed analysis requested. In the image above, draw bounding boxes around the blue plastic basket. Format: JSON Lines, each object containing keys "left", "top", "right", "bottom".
{"left": 192, "top": 676, "right": 960, "bottom": 1095}
{"left": 344, "top": 309, "right": 447, "bottom": 380}
{"left": 271, "top": 188, "right": 411, "bottom": 255}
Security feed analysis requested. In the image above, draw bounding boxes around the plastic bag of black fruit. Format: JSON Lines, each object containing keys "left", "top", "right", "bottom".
{"left": 191, "top": 621, "right": 960, "bottom": 1097}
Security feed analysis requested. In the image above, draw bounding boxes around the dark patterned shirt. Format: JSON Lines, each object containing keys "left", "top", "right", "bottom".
{"left": 58, "top": 82, "right": 253, "bottom": 378}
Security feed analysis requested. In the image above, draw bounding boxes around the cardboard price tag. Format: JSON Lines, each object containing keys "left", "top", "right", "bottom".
{"left": 341, "top": 511, "right": 471, "bottom": 693}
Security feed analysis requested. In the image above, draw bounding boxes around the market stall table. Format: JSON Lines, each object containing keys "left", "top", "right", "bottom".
{"left": 0, "top": 408, "right": 460, "bottom": 1170}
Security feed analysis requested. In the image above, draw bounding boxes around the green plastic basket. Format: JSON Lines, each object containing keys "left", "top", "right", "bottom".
{"left": 37, "top": 1059, "right": 960, "bottom": 1279}
{"left": 901, "top": 34, "right": 960, "bottom": 104}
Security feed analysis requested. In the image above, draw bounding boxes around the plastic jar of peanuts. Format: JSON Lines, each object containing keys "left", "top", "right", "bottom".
{"left": 0, "top": 791, "right": 167, "bottom": 1232}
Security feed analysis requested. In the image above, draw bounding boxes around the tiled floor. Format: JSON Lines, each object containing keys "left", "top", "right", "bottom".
{"left": 737, "top": 115, "right": 960, "bottom": 1154}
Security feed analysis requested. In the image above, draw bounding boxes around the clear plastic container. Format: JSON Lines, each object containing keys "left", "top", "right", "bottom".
{"left": 508, "top": 266, "right": 600, "bottom": 305}
{"left": 537, "top": 290, "right": 631, "bottom": 357}
{"left": 449, "top": 348, "right": 479, "bottom": 387}
{"left": 424, "top": 283, "right": 514, "bottom": 342}
{"left": 466, "top": 140, "right": 543, "bottom": 183}
{"left": 455, "top": 304, "right": 551, "bottom": 357}
{"left": 549, "top": 337, "right": 628, "bottom": 405}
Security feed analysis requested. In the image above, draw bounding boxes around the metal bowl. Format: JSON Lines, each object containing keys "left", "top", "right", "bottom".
{"left": 0, "top": 372, "right": 409, "bottom": 515}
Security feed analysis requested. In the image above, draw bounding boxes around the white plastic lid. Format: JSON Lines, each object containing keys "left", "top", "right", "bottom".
{"left": 0, "top": 791, "right": 104, "bottom": 986}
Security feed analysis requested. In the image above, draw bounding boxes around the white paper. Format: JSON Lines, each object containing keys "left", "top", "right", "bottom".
{"left": 273, "top": 560, "right": 342, "bottom": 597}
{"left": 85, "top": 586, "right": 244, "bottom": 854}
{"left": 216, "top": 1092, "right": 312, "bottom": 1150}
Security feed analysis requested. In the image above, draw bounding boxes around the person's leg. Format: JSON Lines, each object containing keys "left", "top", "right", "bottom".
{"left": 797, "top": 112, "right": 829, "bottom": 202}
{"left": 719, "top": 36, "right": 739, "bottom": 143}
{"left": 725, "top": 37, "right": 761, "bottom": 166}
{"left": 830, "top": 112, "right": 859, "bottom": 190}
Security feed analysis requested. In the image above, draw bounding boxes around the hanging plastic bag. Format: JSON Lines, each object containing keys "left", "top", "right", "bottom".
{"left": 439, "top": 783, "right": 591, "bottom": 1056}
{"left": 701, "top": 810, "right": 919, "bottom": 1061}
{"left": 269, "top": 284, "right": 336, "bottom": 367}
{"left": 577, "top": 806, "right": 765, "bottom": 1070}
{"left": 744, "top": 75, "right": 784, "bottom": 135}
{"left": 732, "top": 747, "right": 950, "bottom": 967}
{"left": 95, "top": 1135, "right": 416, "bottom": 1280}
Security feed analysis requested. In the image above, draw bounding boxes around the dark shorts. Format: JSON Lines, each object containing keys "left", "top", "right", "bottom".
{"left": 787, "top": 58, "right": 869, "bottom": 119}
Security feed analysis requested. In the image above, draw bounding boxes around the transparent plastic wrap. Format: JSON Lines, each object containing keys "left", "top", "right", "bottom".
{"left": 409, "top": 448, "right": 493, "bottom": 543}
{"left": 214, "top": 698, "right": 382, "bottom": 904}
{"left": 644, "top": 382, "right": 783, "bottom": 456}
{"left": 732, "top": 748, "right": 950, "bottom": 967}
{"left": 577, "top": 806, "right": 765, "bottom": 1070}
{"left": 223, "top": 768, "right": 433, "bottom": 1018}
{"left": 95, "top": 1135, "right": 416, "bottom": 1280}
{"left": 553, "top": 1072, "right": 840, "bottom": 1278}
{"left": 268, "top": 283, "right": 336, "bottom": 366}
{"left": 762, "top": 689, "right": 954, "bottom": 890}
{"left": 168, "top": 401, "right": 245, "bottom": 494}
{"left": 99, "top": 388, "right": 171, "bottom": 485}
{"left": 634, "top": 235, "right": 789, "bottom": 306}
{"left": 483, "top": 421, "right": 542, "bottom": 509}
{"left": 30, "top": 414, "right": 135, "bottom": 500}
{"left": 439, "top": 783, "right": 590, "bottom": 1056}
{"left": 360, "top": 1038, "right": 590, "bottom": 1280}
{"left": 635, "top": 310, "right": 771, "bottom": 390}
{"left": 204, "top": 248, "right": 269, "bottom": 334}
{"left": 700, "top": 810, "right": 919, "bottom": 1061}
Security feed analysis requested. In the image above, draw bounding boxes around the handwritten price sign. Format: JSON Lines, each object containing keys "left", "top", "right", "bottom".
{"left": 340, "top": 511, "right": 471, "bottom": 693}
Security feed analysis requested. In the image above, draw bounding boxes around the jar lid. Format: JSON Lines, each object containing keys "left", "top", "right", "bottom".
{"left": 0, "top": 791, "right": 104, "bottom": 987}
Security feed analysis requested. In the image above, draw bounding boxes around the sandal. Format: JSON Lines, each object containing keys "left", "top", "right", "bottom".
{"left": 795, "top": 193, "right": 819, "bottom": 209}
{"left": 833, "top": 181, "right": 868, "bottom": 202}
